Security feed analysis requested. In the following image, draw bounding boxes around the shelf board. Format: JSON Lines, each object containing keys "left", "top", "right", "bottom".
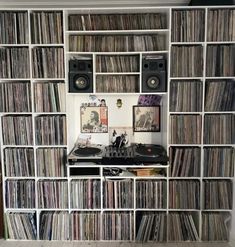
{"left": 2, "top": 145, "right": 34, "bottom": 148}
{"left": 5, "top": 208, "right": 36, "bottom": 212}
{"left": 4, "top": 177, "right": 35, "bottom": 180}
{"left": 203, "top": 177, "right": 234, "bottom": 180}
{"left": 204, "top": 111, "right": 235, "bottom": 114}
{"left": 66, "top": 29, "right": 169, "bottom": 35}
{"left": 202, "top": 209, "right": 232, "bottom": 212}
{"left": 170, "top": 77, "right": 203, "bottom": 80}
{"left": 33, "top": 112, "right": 67, "bottom": 115}
{"left": 102, "top": 208, "right": 134, "bottom": 211}
{"left": 168, "top": 209, "right": 200, "bottom": 211}
{"left": 203, "top": 144, "right": 235, "bottom": 147}
{"left": 30, "top": 43, "right": 64, "bottom": 47}
{"left": 69, "top": 176, "right": 101, "bottom": 179}
{"left": 135, "top": 208, "right": 167, "bottom": 211}
{"left": 205, "top": 76, "right": 235, "bottom": 80}
{"left": 206, "top": 41, "right": 235, "bottom": 45}
{"left": 169, "top": 112, "right": 202, "bottom": 115}
{"left": 171, "top": 42, "right": 204, "bottom": 45}
{"left": 36, "top": 177, "right": 67, "bottom": 180}
{"left": 169, "top": 177, "right": 200, "bottom": 180}
{"left": 70, "top": 208, "right": 101, "bottom": 211}
{"left": 0, "top": 112, "right": 32, "bottom": 115}
{"left": 69, "top": 92, "right": 167, "bottom": 96}
{"left": 67, "top": 51, "right": 168, "bottom": 55}
{"left": 35, "top": 145, "right": 67, "bottom": 148}
{"left": 168, "top": 144, "right": 202, "bottom": 147}
{"left": 31, "top": 78, "right": 65, "bottom": 81}
{"left": 0, "top": 44, "right": 29, "bottom": 47}
{"left": 0, "top": 78, "right": 31, "bottom": 81}
{"left": 96, "top": 72, "right": 140, "bottom": 75}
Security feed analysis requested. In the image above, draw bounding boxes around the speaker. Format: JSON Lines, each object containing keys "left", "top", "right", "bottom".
{"left": 69, "top": 59, "right": 93, "bottom": 93}
{"left": 142, "top": 58, "right": 166, "bottom": 93}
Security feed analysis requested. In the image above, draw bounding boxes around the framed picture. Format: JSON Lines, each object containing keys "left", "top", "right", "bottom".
{"left": 133, "top": 105, "right": 160, "bottom": 132}
{"left": 80, "top": 106, "right": 108, "bottom": 133}
{"left": 109, "top": 127, "right": 133, "bottom": 148}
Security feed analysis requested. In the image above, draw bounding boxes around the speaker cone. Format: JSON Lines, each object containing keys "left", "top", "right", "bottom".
{"left": 74, "top": 75, "right": 89, "bottom": 90}
{"left": 146, "top": 76, "right": 160, "bottom": 89}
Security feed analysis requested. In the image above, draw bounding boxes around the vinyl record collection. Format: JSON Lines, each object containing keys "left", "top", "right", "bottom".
{"left": 2, "top": 115, "right": 33, "bottom": 145}
{"left": 169, "top": 147, "right": 201, "bottom": 177}
{"left": 36, "top": 148, "right": 67, "bottom": 177}
{"left": 40, "top": 211, "right": 70, "bottom": 240}
{"left": 34, "top": 81, "right": 66, "bottom": 112}
{"left": 1, "top": 6, "right": 235, "bottom": 243}
{"left": 202, "top": 213, "right": 230, "bottom": 241}
{"left": 96, "top": 55, "right": 139, "bottom": 72}
{"left": 170, "top": 115, "right": 202, "bottom": 144}
{"left": 68, "top": 13, "right": 167, "bottom": 30}
{"left": 69, "top": 35, "right": 166, "bottom": 52}
{"left": 136, "top": 180, "right": 166, "bottom": 208}
{"left": 5, "top": 212, "right": 37, "bottom": 240}
{"left": 207, "top": 9, "right": 235, "bottom": 41}
{"left": 0, "top": 47, "right": 30, "bottom": 78}
{"left": 206, "top": 45, "right": 235, "bottom": 77}
{"left": 170, "top": 80, "right": 202, "bottom": 112}
{"left": 5, "top": 179, "right": 35, "bottom": 208}
{"left": 71, "top": 212, "right": 101, "bottom": 240}
{"left": 204, "top": 180, "right": 233, "bottom": 209}
{"left": 136, "top": 212, "right": 167, "bottom": 242}
{"left": 102, "top": 212, "right": 133, "bottom": 240}
{"left": 4, "top": 148, "right": 34, "bottom": 177}
{"left": 103, "top": 179, "right": 133, "bottom": 208}
{"left": 203, "top": 147, "right": 235, "bottom": 177}
{"left": 169, "top": 180, "right": 200, "bottom": 209}
{"left": 37, "top": 180, "right": 68, "bottom": 208}
{"left": 96, "top": 75, "right": 139, "bottom": 93}
{"left": 170, "top": 45, "right": 203, "bottom": 77}
{"left": 171, "top": 9, "right": 205, "bottom": 42}
{"left": 70, "top": 179, "right": 101, "bottom": 209}
{"left": 204, "top": 114, "right": 235, "bottom": 144}
{"left": 0, "top": 11, "right": 28, "bottom": 44}
{"left": 32, "top": 47, "right": 64, "bottom": 78}
{"left": 35, "top": 115, "right": 67, "bottom": 145}
{"left": 204, "top": 80, "right": 235, "bottom": 111}
{"left": 30, "top": 11, "right": 63, "bottom": 44}
{"left": 0, "top": 81, "right": 31, "bottom": 112}
{"left": 168, "top": 213, "right": 199, "bottom": 241}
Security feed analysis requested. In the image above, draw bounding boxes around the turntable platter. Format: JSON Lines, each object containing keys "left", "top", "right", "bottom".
{"left": 73, "top": 147, "right": 102, "bottom": 156}
{"left": 135, "top": 145, "right": 165, "bottom": 157}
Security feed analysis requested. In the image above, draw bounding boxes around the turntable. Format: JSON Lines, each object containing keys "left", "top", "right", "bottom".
{"left": 134, "top": 144, "right": 168, "bottom": 164}
{"left": 68, "top": 144, "right": 104, "bottom": 162}
{"left": 68, "top": 143, "right": 168, "bottom": 165}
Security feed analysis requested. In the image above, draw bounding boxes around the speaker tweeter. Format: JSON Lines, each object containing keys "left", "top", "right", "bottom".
{"left": 142, "top": 58, "right": 166, "bottom": 92}
{"left": 69, "top": 59, "right": 93, "bottom": 93}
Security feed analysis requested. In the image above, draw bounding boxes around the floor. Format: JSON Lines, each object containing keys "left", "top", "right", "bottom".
{"left": 0, "top": 240, "right": 234, "bottom": 247}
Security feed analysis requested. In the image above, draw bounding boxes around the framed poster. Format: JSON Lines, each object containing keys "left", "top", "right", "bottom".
{"left": 133, "top": 105, "right": 160, "bottom": 132}
{"left": 80, "top": 106, "right": 108, "bottom": 133}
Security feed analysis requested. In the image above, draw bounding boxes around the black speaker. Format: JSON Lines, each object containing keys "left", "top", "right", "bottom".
{"left": 142, "top": 58, "right": 166, "bottom": 93}
{"left": 69, "top": 59, "right": 93, "bottom": 93}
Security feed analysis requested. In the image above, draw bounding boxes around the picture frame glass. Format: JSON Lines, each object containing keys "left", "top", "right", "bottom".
{"left": 81, "top": 106, "right": 108, "bottom": 133}
{"left": 133, "top": 106, "right": 160, "bottom": 132}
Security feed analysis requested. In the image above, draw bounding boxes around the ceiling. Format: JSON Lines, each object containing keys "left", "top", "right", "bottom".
{"left": 0, "top": 0, "right": 190, "bottom": 8}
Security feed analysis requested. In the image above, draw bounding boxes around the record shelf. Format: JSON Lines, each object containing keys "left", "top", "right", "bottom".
{"left": 0, "top": 5, "right": 234, "bottom": 242}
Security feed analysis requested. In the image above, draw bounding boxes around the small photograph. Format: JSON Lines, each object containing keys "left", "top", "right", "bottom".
{"left": 81, "top": 106, "right": 108, "bottom": 133}
{"left": 109, "top": 127, "right": 133, "bottom": 148}
{"left": 133, "top": 106, "right": 160, "bottom": 132}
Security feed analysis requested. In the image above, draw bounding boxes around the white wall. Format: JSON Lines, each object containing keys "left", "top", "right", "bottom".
{"left": 67, "top": 94, "right": 168, "bottom": 151}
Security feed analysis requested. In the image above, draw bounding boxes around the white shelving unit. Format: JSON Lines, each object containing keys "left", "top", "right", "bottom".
{"left": 0, "top": 5, "right": 234, "bottom": 242}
